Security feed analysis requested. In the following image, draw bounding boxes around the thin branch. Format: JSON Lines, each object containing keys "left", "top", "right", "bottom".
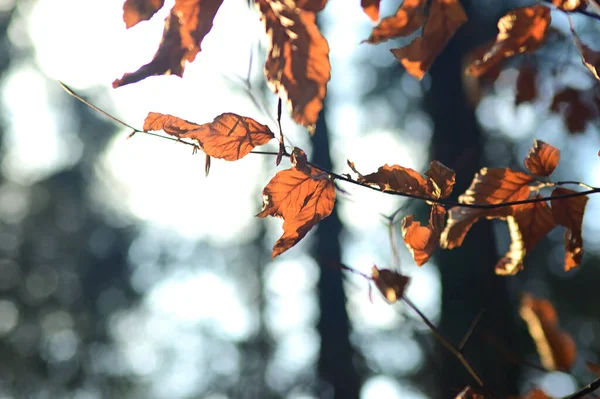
{"left": 459, "top": 309, "right": 485, "bottom": 352}
{"left": 565, "top": 377, "right": 600, "bottom": 399}
{"left": 403, "top": 297, "right": 497, "bottom": 399}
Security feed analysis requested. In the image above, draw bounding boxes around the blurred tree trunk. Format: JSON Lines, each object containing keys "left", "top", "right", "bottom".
{"left": 311, "top": 108, "right": 361, "bottom": 399}
{"left": 423, "top": 1, "right": 519, "bottom": 397}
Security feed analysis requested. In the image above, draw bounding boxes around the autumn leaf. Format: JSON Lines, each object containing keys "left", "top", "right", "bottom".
{"left": 515, "top": 64, "right": 537, "bottom": 105}
{"left": 524, "top": 139, "right": 560, "bottom": 177}
{"left": 425, "top": 160, "right": 456, "bottom": 199}
{"left": 123, "top": 0, "right": 165, "bottom": 28}
{"left": 114, "top": 0, "right": 224, "bottom": 88}
{"left": 570, "top": 26, "right": 600, "bottom": 80}
{"left": 441, "top": 168, "right": 534, "bottom": 249}
{"left": 257, "top": 148, "right": 335, "bottom": 257}
{"left": 361, "top": 0, "right": 381, "bottom": 22}
{"left": 257, "top": 0, "right": 330, "bottom": 129}
{"left": 402, "top": 204, "right": 446, "bottom": 266}
{"left": 551, "top": 188, "right": 588, "bottom": 271}
{"left": 520, "top": 294, "right": 577, "bottom": 371}
{"left": 295, "top": 0, "right": 328, "bottom": 12}
{"left": 553, "top": 0, "right": 583, "bottom": 11}
{"left": 358, "top": 164, "right": 429, "bottom": 196}
{"left": 467, "top": 5, "right": 551, "bottom": 77}
{"left": 391, "top": 0, "right": 467, "bottom": 79}
{"left": 364, "top": 0, "right": 425, "bottom": 44}
{"left": 454, "top": 387, "right": 486, "bottom": 399}
{"left": 371, "top": 266, "right": 410, "bottom": 303}
{"left": 521, "top": 389, "right": 554, "bottom": 399}
{"left": 143, "top": 112, "right": 275, "bottom": 160}
{"left": 551, "top": 87, "right": 595, "bottom": 133}
{"left": 495, "top": 198, "right": 557, "bottom": 275}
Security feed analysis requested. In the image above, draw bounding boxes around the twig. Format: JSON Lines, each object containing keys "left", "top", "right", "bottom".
{"left": 459, "top": 309, "right": 485, "bottom": 352}
{"left": 565, "top": 377, "right": 600, "bottom": 399}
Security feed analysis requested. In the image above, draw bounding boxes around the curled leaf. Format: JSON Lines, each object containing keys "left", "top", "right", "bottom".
{"left": 364, "top": 0, "right": 425, "bottom": 44}
{"left": 123, "top": 0, "right": 165, "bottom": 28}
{"left": 402, "top": 204, "right": 446, "bottom": 266}
{"left": 143, "top": 112, "right": 275, "bottom": 160}
{"left": 371, "top": 266, "right": 410, "bottom": 303}
{"left": 551, "top": 188, "right": 588, "bottom": 271}
{"left": 114, "top": 0, "right": 225, "bottom": 87}
{"left": 467, "top": 5, "right": 551, "bottom": 77}
{"left": 425, "top": 160, "right": 456, "bottom": 199}
{"left": 520, "top": 294, "right": 577, "bottom": 371}
{"left": 257, "top": 156, "right": 335, "bottom": 257}
{"left": 524, "top": 139, "right": 560, "bottom": 177}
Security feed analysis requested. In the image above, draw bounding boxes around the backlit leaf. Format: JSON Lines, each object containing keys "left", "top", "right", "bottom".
{"left": 551, "top": 188, "right": 588, "bottom": 271}
{"left": 495, "top": 198, "right": 556, "bottom": 275}
{"left": 521, "top": 389, "right": 554, "bottom": 399}
{"left": 371, "top": 266, "right": 410, "bottom": 303}
{"left": 425, "top": 160, "right": 456, "bottom": 199}
{"left": 524, "top": 139, "right": 560, "bottom": 177}
{"left": 257, "top": 0, "right": 330, "bottom": 129}
{"left": 467, "top": 6, "right": 550, "bottom": 77}
{"left": 391, "top": 0, "right": 467, "bottom": 79}
{"left": 520, "top": 294, "right": 577, "bottom": 371}
{"left": 114, "top": 0, "right": 224, "bottom": 87}
{"left": 143, "top": 112, "right": 275, "bottom": 161}
{"left": 402, "top": 204, "right": 446, "bottom": 266}
{"left": 364, "top": 0, "right": 425, "bottom": 44}
{"left": 123, "top": 0, "right": 165, "bottom": 28}
{"left": 551, "top": 87, "right": 595, "bottom": 133}
{"left": 570, "top": 26, "right": 600, "bottom": 80}
{"left": 441, "top": 168, "right": 534, "bottom": 249}
{"left": 257, "top": 153, "right": 335, "bottom": 257}
{"left": 358, "top": 164, "right": 429, "bottom": 196}
{"left": 553, "top": 0, "right": 583, "bottom": 11}
{"left": 361, "top": 0, "right": 381, "bottom": 22}
{"left": 515, "top": 64, "right": 537, "bottom": 105}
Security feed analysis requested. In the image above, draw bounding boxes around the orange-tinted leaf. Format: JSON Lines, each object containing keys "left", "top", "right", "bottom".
{"left": 570, "top": 27, "right": 600, "bottom": 80}
{"left": 257, "top": 158, "right": 335, "bottom": 257}
{"left": 467, "top": 6, "right": 551, "bottom": 77}
{"left": 402, "top": 204, "right": 446, "bottom": 266}
{"left": 551, "top": 87, "right": 595, "bottom": 133}
{"left": 516, "top": 64, "right": 537, "bottom": 105}
{"left": 114, "top": 0, "right": 224, "bottom": 87}
{"left": 358, "top": 164, "right": 429, "bottom": 196}
{"left": 371, "top": 266, "right": 410, "bottom": 303}
{"left": 441, "top": 168, "right": 534, "bottom": 248}
{"left": 520, "top": 294, "right": 577, "bottom": 371}
{"left": 524, "top": 139, "right": 560, "bottom": 177}
{"left": 425, "top": 160, "right": 456, "bottom": 199}
{"left": 295, "top": 0, "right": 328, "bottom": 12}
{"left": 257, "top": 0, "right": 330, "bottom": 129}
{"left": 586, "top": 360, "right": 600, "bottom": 377}
{"left": 455, "top": 387, "right": 486, "bottom": 399}
{"left": 551, "top": 188, "right": 588, "bottom": 271}
{"left": 143, "top": 112, "right": 275, "bottom": 161}
{"left": 495, "top": 197, "right": 556, "bottom": 275}
{"left": 553, "top": 0, "right": 583, "bottom": 11}
{"left": 391, "top": 0, "right": 467, "bottom": 79}
{"left": 364, "top": 0, "right": 425, "bottom": 44}
{"left": 123, "top": 0, "right": 165, "bottom": 28}
{"left": 361, "top": 0, "right": 381, "bottom": 21}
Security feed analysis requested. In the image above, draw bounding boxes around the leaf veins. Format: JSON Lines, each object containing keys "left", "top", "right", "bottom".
{"left": 257, "top": 150, "right": 335, "bottom": 257}
{"left": 143, "top": 112, "right": 275, "bottom": 160}
{"left": 524, "top": 139, "right": 560, "bottom": 177}
{"left": 256, "top": 0, "right": 331, "bottom": 129}
{"left": 114, "top": 0, "right": 224, "bottom": 88}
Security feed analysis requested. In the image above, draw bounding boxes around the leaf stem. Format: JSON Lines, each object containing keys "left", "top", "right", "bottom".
{"left": 564, "top": 377, "right": 600, "bottom": 399}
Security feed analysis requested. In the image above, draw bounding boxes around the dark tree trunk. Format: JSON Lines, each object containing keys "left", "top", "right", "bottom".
{"left": 311, "top": 109, "right": 361, "bottom": 399}
{"left": 423, "top": 1, "right": 519, "bottom": 397}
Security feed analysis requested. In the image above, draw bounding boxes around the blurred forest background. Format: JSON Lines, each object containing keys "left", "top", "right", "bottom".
{"left": 0, "top": 0, "right": 599, "bottom": 398}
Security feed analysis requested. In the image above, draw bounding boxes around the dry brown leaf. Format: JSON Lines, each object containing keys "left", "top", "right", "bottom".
{"left": 520, "top": 294, "right": 577, "bottom": 371}
{"left": 553, "top": 0, "right": 583, "bottom": 11}
{"left": 515, "top": 64, "right": 537, "bottom": 105}
{"left": 570, "top": 27, "right": 600, "bottom": 80}
{"left": 358, "top": 164, "right": 429, "bottom": 196}
{"left": 295, "top": 0, "right": 328, "bottom": 12}
{"left": 123, "top": 0, "right": 165, "bottom": 28}
{"left": 257, "top": 154, "right": 335, "bottom": 257}
{"left": 257, "top": 0, "right": 330, "bottom": 129}
{"left": 551, "top": 187, "right": 588, "bottom": 271}
{"left": 467, "top": 5, "right": 550, "bottom": 77}
{"left": 364, "top": 0, "right": 425, "bottom": 44}
{"left": 361, "top": 0, "right": 381, "bottom": 22}
{"left": 524, "top": 139, "right": 560, "bottom": 177}
{"left": 391, "top": 0, "right": 467, "bottom": 79}
{"left": 114, "top": 0, "right": 224, "bottom": 87}
{"left": 441, "top": 168, "right": 534, "bottom": 249}
{"left": 402, "top": 204, "right": 446, "bottom": 266}
{"left": 551, "top": 87, "right": 595, "bottom": 133}
{"left": 521, "top": 389, "right": 554, "bottom": 399}
{"left": 143, "top": 112, "right": 275, "bottom": 160}
{"left": 371, "top": 266, "right": 410, "bottom": 303}
{"left": 425, "top": 160, "right": 456, "bottom": 199}
{"left": 495, "top": 198, "right": 556, "bottom": 275}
